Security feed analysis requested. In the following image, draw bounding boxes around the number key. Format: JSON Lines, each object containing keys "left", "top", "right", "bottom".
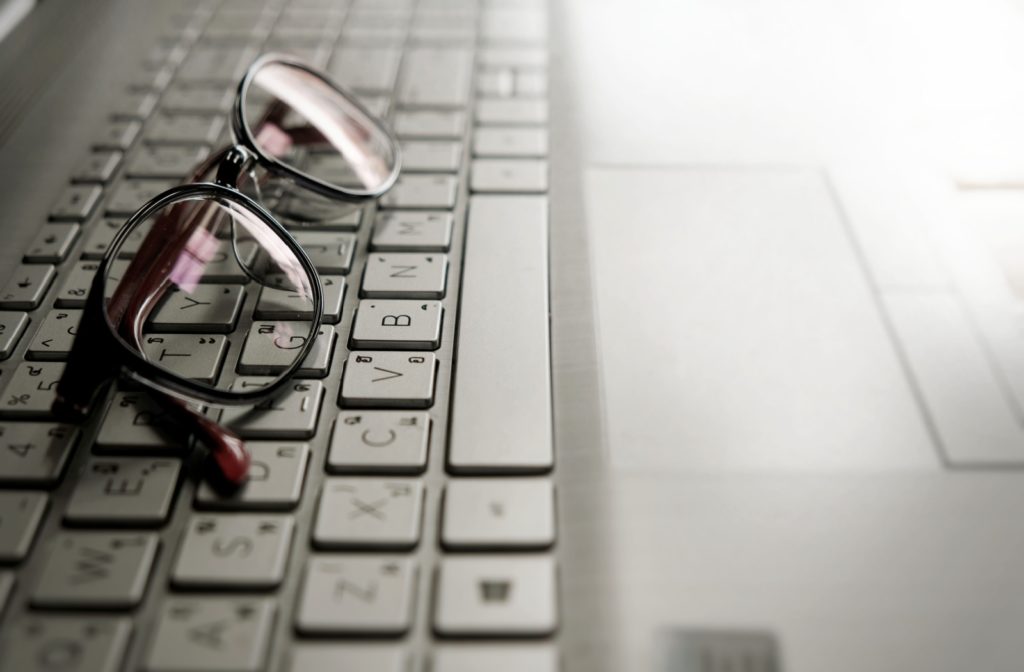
{"left": 0, "top": 422, "right": 78, "bottom": 486}
{"left": 0, "top": 362, "right": 64, "bottom": 419}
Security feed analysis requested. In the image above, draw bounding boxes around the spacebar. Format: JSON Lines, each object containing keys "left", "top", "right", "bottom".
{"left": 448, "top": 195, "right": 552, "bottom": 473}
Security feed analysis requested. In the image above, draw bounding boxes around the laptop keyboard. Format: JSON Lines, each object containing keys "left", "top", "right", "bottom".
{"left": 0, "top": 0, "right": 554, "bottom": 670}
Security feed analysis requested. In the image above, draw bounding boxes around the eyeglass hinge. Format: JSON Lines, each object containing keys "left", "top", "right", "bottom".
{"left": 215, "top": 145, "right": 255, "bottom": 189}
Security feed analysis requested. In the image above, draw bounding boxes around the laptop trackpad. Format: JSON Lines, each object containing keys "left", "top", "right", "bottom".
{"left": 585, "top": 166, "right": 936, "bottom": 471}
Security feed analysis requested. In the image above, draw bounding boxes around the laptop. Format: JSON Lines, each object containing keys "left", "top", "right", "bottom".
{"left": 0, "top": 0, "right": 1021, "bottom": 669}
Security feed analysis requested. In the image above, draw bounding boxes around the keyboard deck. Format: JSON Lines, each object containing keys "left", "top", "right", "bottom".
{"left": 0, "top": 0, "right": 554, "bottom": 670}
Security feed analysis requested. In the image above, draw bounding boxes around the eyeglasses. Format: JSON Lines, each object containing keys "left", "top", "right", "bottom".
{"left": 53, "top": 54, "right": 401, "bottom": 486}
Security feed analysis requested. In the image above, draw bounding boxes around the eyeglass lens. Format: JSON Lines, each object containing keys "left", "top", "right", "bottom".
{"left": 243, "top": 60, "right": 398, "bottom": 195}
{"left": 102, "top": 194, "right": 318, "bottom": 397}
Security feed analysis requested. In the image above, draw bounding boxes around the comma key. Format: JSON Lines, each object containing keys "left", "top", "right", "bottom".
{"left": 0, "top": 422, "right": 78, "bottom": 486}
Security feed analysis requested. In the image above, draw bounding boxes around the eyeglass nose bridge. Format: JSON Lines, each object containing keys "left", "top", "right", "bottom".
{"left": 214, "top": 145, "right": 257, "bottom": 190}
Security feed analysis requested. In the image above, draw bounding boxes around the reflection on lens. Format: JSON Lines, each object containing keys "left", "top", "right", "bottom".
{"left": 242, "top": 58, "right": 399, "bottom": 196}
{"left": 103, "top": 194, "right": 318, "bottom": 397}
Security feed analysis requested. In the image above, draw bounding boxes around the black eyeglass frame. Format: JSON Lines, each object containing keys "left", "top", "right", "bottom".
{"left": 233, "top": 53, "right": 403, "bottom": 202}
{"left": 62, "top": 53, "right": 403, "bottom": 411}
{"left": 84, "top": 182, "right": 324, "bottom": 407}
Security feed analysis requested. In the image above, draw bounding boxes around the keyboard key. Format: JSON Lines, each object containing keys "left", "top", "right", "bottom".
{"left": 380, "top": 174, "right": 458, "bottom": 209}
{"left": 393, "top": 110, "right": 467, "bottom": 139}
{"left": 288, "top": 646, "right": 408, "bottom": 672}
{"left": 23, "top": 223, "right": 80, "bottom": 263}
{"left": 0, "top": 311, "right": 29, "bottom": 360}
{"left": 221, "top": 379, "right": 324, "bottom": 439}
{"left": 478, "top": 47, "right": 548, "bottom": 68}
{"left": 328, "top": 46, "right": 402, "bottom": 92}
{"left": 195, "top": 442, "right": 310, "bottom": 510}
{"left": 361, "top": 253, "right": 448, "bottom": 299}
{"left": 149, "top": 285, "right": 246, "bottom": 333}
{"left": 328, "top": 411, "right": 430, "bottom": 474}
{"left": 144, "top": 113, "right": 224, "bottom": 146}
{"left": 313, "top": 478, "right": 424, "bottom": 550}
{"left": 433, "top": 647, "right": 559, "bottom": 672}
{"left": 372, "top": 211, "right": 453, "bottom": 251}
{"left": 296, "top": 556, "right": 417, "bottom": 636}
{"left": 27, "top": 309, "right": 81, "bottom": 361}
{"left": 475, "top": 99, "right": 548, "bottom": 125}
{"left": 54, "top": 261, "right": 99, "bottom": 308}
{"left": 279, "top": 197, "right": 362, "bottom": 230}
{"left": 95, "top": 391, "right": 191, "bottom": 455}
{"left": 471, "top": 159, "right": 548, "bottom": 193}
{"left": 94, "top": 119, "right": 142, "bottom": 151}
{"left": 106, "top": 179, "right": 176, "bottom": 216}
{"left": 351, "top": 299, "right": 443, "bottom": 349}
{"left": 162, "top": 82, "right": 234, "bottom": 114}
{"left": 81, "top": 217, "right": 151, "bottom": 259}
{"left": 434, "top": 557, "right": 557, "bottom": 637}
{"left": 474, "top": 127, "right": 548, "bottom": 157}
{"left": 72, "top": 150, "right": 123, "bottom": 183}
{"left": 0, "top": 422, "right": 77, "bottom": 486}
{"left": 397, "top": 47, "right": 472, "bottom": 107}
{"left": 255, "top": 275, "right": 345, "bottom": 324}
{"left": 196, "top": 242, "right": 258, "bottom": 282}
{"left": 449, "top": 196, "right": 552, "bottom": 473}
{"left": 0, "top": 571, "right": 12, "bottom": 613}
{"left": 477, "top": 69, "right": 547, "bottom": 98}
{"left": 0, "top": 362, "right": 64, "bottom": 418}
{"left": 172, "top": 514, "right": 294, "bottom": 589}
{"left": 49, "top": 184, "right": 102, "bottom": 221}
{"left": 292, "top": 231, "right": 357, "bottom": 274}
{"left": 31, "top": 532, "right": 159, "bottom": 609}
{"left": 442, "top": 479, "right": 555, "bottom": 550}
{"left": 237, "top": 323, "right": 336, "bottom": 377}
{"left": 145, "top": 599, "right": 275, "bottom": 672}
{"left": 111, "top": 89, "right": 159, "bottom": 120}
{"left": 0, "top": 617, "right": 131, "bottom": 672}
{"left": 126, "top": 144, "right": 209, "bottom": 179}
{"left": 0, "top": 264, "right": 55, "bottom": 310}
{"left": 177, "top": 47, "right": 257, "bottom": 84}
{"left": 340, "top": 351, "right": 437, "bottom": 408}
{"left": 64, "top": 457, "right": 180, "bottom": 527}
{"left": 139, "top": 333, "right": 228, "bottom": 383}
{"left": 0, "top": 491, "right": 47, "bottom": 562}
{"left": 481, "top": 8, "right": 547, "bottom": 43}
{"left": 401, "top": 140, "right": 463, "bottom": 172}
